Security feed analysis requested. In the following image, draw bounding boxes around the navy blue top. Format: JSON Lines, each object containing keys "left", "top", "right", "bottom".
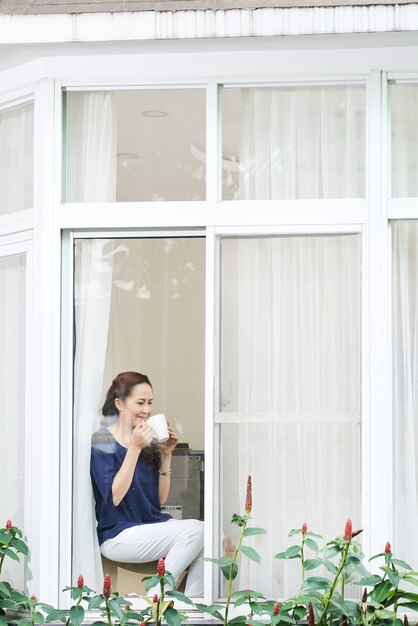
{"left": 90, "top": 427, "right": 171, "bottom": 544}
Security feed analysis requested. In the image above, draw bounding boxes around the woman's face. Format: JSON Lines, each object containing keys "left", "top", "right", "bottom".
{"left": 116, "top": 382, "right": 153, "bottom": 428}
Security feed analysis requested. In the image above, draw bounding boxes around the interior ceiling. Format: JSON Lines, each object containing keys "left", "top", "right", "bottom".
{"left": 114, "top": 87, "right": 241, "bottom": 201}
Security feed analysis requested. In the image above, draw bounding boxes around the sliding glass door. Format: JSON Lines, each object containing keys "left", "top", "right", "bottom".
{"left": 72, "top": 236, "right": 205, "bottom": 593}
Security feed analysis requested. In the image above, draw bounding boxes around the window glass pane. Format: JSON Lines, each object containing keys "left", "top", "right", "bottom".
{"left": 0, "top": 253, "right": 26, "bottom": 589}
{"left": 218, "top": 234, "right": 361, "bottom": 598}
{"left": 73, "top": 237, "right": 205, "bottom": 595}
{"left": 0, "top": 102, "right": 34, "bottom": 214}
{"left": 391, "top": 84, "right": 418, "bottom": 197}
{"left": 65, "top": 90, "right": 206, "bottom": 202}
{"left": 393, "top": 222, "right": 418, "bottom": 565}
{"left": 222, "top": 85, "right": 366, "bottom": 200}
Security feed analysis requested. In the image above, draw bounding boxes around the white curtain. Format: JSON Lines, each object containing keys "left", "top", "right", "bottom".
{"left": 71, "top": 92, "right": 117, "bottom": 589}
{"left": 239, "top": 86, "right": 365, "bottom": 199}
{"left": 220, "top": 235, "right": 361, "bottom": 598}
{"left": 391, "top": 84, "right": 418, "bottom": 198}
{"left": 0, "top": 254, "right": 26, "bottom": 590}
{"left": 393, "top": 223, "right": 418, "bottom": 567}
{"left": 0, "top": 102, "right": 34, "bottom": 214}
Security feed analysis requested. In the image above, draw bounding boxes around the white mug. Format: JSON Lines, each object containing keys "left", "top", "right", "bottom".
{"left": 147, "top": 413, "right": 169, "bottom": 443}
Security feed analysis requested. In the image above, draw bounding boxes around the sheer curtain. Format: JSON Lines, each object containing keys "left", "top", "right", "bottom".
{"left": 220, "top": 235, "right": 361, "bottom": 598}
{"left": 238, "top": 85, "right": 365, "bottom": 199}
{"left": 393, "top": 223, "right": 418, "bottom": 567}
{"left": 0, "top": 254, "right": 26, "bottom": 589}
{"left": 391, "top": 84, "right": 418, "bottom": 198}
{"left": 0, "top": 102, "right": 34, "bottom": 214}
{"left": 70, "top": 92, "right": 117, "bottom": 589}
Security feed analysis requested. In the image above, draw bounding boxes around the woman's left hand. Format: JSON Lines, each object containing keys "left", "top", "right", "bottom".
{"left": 158, "top": 423, "right": 179, "bottom": 456}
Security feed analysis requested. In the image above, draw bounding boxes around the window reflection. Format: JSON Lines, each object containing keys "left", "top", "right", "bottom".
{"left": 66, "top": 90, "right": 206, "bottom": 202}
{"left": 73, "top": 237, "right": 205, "bottom": 593}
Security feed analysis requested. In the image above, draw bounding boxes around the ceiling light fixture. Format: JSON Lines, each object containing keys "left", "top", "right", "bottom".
{"left": 117, "top": 153, "right": 139, "bottom": 159}
{"left": 142, "top": 110, "right": 169, "bottom": 118}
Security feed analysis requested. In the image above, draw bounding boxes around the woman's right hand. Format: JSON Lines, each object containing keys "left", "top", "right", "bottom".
{"left": 132, "top": 421, "right": 154, "bottom": 450}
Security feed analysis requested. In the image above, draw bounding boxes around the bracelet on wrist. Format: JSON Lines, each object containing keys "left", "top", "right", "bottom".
{"left": 158, "top": 469, "right": 172, "bottom": 476}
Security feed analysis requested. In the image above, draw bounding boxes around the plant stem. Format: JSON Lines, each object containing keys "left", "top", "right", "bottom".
{"left": 0, "top": 554, "right": 5, "bottom": 577}
{"left": 223, "top": 512, "right": 250, "bottom": 626}
{"left": 317, "top": 543, "right": 350, "bottom": 626}
{"left": 301, "top": 534, "right": 306, "bottom": 584}
{"left": 160, "top": 577, "right": 165, "bottom": 606}
{"left": 105, "top": 600, "right": 112, "bottom": 626}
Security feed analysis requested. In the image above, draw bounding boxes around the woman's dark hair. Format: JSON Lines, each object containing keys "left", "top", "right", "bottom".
{"left": 102, "top": 371, "right": 152, "bottom": 417}
{"left": 101, "top": 371, "right": 159, "bottom": 467}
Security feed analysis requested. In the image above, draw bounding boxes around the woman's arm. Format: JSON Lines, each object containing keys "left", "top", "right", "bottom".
{"left": 112, "top": 422, "right": 154, "bottom": 506}
{"left": 158, "top": 424, "right": 179, "bottom": 504}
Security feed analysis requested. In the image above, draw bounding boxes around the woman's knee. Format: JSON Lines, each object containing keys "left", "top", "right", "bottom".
{"left": 187, "top": 519, "right": 204, "bottom": 546}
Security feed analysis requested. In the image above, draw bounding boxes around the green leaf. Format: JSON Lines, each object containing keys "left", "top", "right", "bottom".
{"left": 33, "top": 611, "right": 45, "bottom": 625}
{"left": 233, "top": 596, "right": 247, "bottom": 607}
{"left": 165, "top": 590, "right": 194, "bottom": 605}
{"left": 387, "top": 569, "right": 400, "bottom": 587}
{"left": 392, "top": 558, "right": 413, "bottom": 571}
{"left": 194, "top": 603, "right": 224, "bottom": 621}
{"left": 304, "top": 558, "right": 322, "bottom": 571}
{"left": 240, "top": 546, "right": 261, "bottom": 563}
{"left": 69, "top": 605, "right": 84, "bottom": 626}
{"left": 369, "top": 552, "right": 386, "bottom": 562}
{"left": 0, "top": 584, "right": 10, "bottom": 598}
{"left": 221, "top": 561, "right": 238, "bottom": 580}
{"left": 401, "top": 575, "right": 418, "bottom": 587}
{"left": 231, "top": 514, "right": 247, "bottom": 527}
{"left": 109, "top": 599, "right": 125, "bottom": 623}
{"left": 44, "top": 609, "right": 68, "bottom": 623}
{"left": 244, "top": 527, "right": 267, "bottom": 537}
{"left": 323, "top": 545, "right": 340, "bottom": 558}
{"left": 306, "top": 532, "right": 324, "bottom": 539}
{"left": 3, "top": 548, "right": 19, "bottom": 562}
{"left": 293, "top": 606, "right": 307, "bottom": 621}
{"left": 0, "top": 531, "right": 12, "bottom": 545}
{"left": 321, "top": 560, "right": 338, "bottom": 575}
{"left": 286, "top": 545, "right": 301, "bottom": 558}
{"left": 398, "top": 601, "right": 418, "bottom": 611}
{"left": 301, "top": 576, "right": 330, "bottom": 592}
{"left": 304, "top": 538, "right": 318, "bottom": 551}
{"left": 10, "top": 538, "right": 29, "bottom": 556}
{"left": 272, "top": 614, "right": 294, "bottom": 624}
{"left": 357, "top": 574, "right": 381, "bottom": 586}
{"left": 289, "top": 529, "right": 302, "bottom": 536}
{"left": 371, "top": 579, "right": 393, "bottom": 603}
{"left": 88, "top": 595, "right": 105, "bottom": 610}
{"left": 205, "top": 556, "right": 233, "bottom": 567}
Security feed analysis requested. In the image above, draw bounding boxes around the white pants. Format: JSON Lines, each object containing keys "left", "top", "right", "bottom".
{"left": 101, "top": 519, "right": 204, "bottom": 597}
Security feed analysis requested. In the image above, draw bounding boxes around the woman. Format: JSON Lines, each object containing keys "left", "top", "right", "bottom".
{"left": 90, "top": 371, "right": 204, "bottom": 597}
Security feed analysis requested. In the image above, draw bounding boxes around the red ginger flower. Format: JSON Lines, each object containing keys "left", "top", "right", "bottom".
{"left": 308, "top": 601, "right": 315, "bottom": 626}
{"left": 140, "top": 622, "right": 146, "bottom": 626}
{"left": 5, "top": 520, "right": 12, "bottom": 529}
{"left": 385, "top": 541, "right": 392, "bottom": 554}
{"left": 302, "top": 522, "right": 308, "bottom": 534}
{"left": 157, "top": 557, "right": 165, "bottom": 577}
{"left": 77, "top": 575, "right": 84, "bottom": 589}
{"left": 103, "top": 574, "right": 111, "bottom": 599}
{"left": 152, "top": 594, "right": 158, "bottom": 603}
{"left": 245, "top": 476, "right": 252, "bottom": 513}
{"left": 344, "top": 519, "right": 352, "bottom": 541}
{"left": 273, "top": 602, "right": 280, "bottom": 616}
{"left": 31, "top": 595, "right": 36, "bottom": 601}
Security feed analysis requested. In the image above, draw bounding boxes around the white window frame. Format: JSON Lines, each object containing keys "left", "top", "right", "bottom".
{"left": 0, "top": 44, "right": 402, "bottom": 606}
